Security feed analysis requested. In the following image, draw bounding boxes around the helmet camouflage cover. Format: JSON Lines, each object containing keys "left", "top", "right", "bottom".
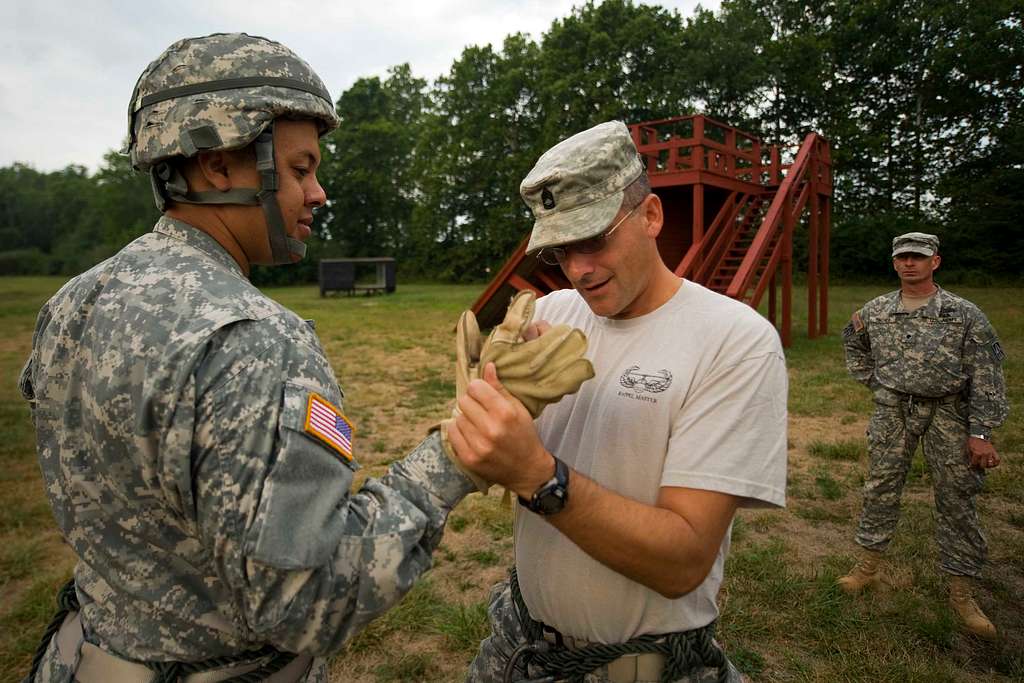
{"left": 126, "top": 32, "right": 340, "bottom": 171}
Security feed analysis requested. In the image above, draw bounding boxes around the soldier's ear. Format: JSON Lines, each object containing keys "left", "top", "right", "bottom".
{"left": 933, "top": 254, "right": 942, "bottom": 271}
{"left": 195, "top": 150, "right": 233, "bottom": 191}
{"left": 192, "top": 150, "right": 231, "bottom": 191}
{"left": 642, "top": 193, "right": 664, "bottom": 239}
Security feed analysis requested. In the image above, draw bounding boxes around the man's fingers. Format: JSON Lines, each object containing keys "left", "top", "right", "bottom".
{"left": 482, "top": 362, "right": 502, "bottom": 390}
{"left": 468, "top": 364, "right": 515, "bottom": 407}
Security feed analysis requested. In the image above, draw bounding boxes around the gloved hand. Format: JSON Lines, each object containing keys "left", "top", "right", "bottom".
{"left": 439, "top": 291, "right": 594, "bottom": 493}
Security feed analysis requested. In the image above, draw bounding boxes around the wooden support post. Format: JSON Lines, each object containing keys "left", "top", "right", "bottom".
{"left": 782, "top": 203, "right": 794, "bottom": 348}
{"left": 768, "top": 272, "right": 777, "bottom": 331}
{"left": 820, "top": 195, "right": 830, "bottom": 337}
{"left": 808, "top": 189, "right": 819, "bottom": 339}
{"left": 693, "top": 117, "right": 705, "bottom": 170}
{"left": 692, "top": 183, "right": 704, "bottom": 275}
{"left": 753, "top": 140, "right": 762, "bottom": 184}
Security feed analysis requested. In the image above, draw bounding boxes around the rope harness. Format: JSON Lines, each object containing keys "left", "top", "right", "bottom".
{"left": 23, "top": 579, "right": 298, "bottom": 683}
{"left": 504, "top": 568, "right": 729, "bottom": 683}
{"left": 24, "top": 579, "right": 79, "bottom": 682}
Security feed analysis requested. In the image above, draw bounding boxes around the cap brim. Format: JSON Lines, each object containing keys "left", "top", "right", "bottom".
{"left": 526, "top": 191, "right": 623, "bottom": 255}
{"left": 892, "top": 246, "right": 935, "bottom": 257}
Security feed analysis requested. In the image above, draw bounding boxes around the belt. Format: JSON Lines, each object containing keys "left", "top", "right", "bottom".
{"left": 540, "top": 631, "right": 665, "bottom": 683}
{"left": 55, "top": 612, "right": 313, "bottom": 683}
{"left": 898, "top": 393, "right": 959, "bottom": 405}
{"left": 876, "top": 386, "right": 960, "bottom": 407}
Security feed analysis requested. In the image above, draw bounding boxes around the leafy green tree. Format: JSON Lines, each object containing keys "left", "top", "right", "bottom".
{"left": 410, "top": 34, "right": 545, "bottom": 280}
{"left": 538, "top": 0, "right": 695, "bottom": 141}
{"left": 319, "top": 64, "right": 428, "bottom": 261}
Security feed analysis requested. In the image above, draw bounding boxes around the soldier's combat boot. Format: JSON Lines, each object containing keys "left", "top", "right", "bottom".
{"left": 837, "top": 548, "right": 883, "bottom": 594}
{"left": 949, "top": 576, "right": 997, "bottom": 640}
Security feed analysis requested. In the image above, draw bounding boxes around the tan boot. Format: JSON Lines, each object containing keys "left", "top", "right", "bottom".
{"left": 837, "top": 548, "right": 884, "bottom": 594}
{"left": 949, "top": 576, "right": 998, "bottom": 640}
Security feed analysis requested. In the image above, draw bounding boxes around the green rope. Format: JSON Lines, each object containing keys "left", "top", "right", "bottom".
{"left": 509, "top": 567, "right": 729, "bottom": 683}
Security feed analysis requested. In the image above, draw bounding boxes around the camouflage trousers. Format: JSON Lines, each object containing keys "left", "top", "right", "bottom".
{"left": 465, "top": 578, "right": 744, "bottom": 683}
{"left": 855, "top": 390, "right": 987, "bottom": 577}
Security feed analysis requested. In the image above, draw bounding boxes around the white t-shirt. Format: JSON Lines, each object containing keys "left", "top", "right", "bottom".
{"left": 515, "top": 280, "right": 788, "bottom": 643}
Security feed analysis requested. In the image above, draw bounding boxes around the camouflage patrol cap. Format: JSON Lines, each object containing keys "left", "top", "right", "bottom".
{"left": 892, "top": 232, "right": 940, "bottom": 257}
{"left": 126, "top": 32, "right": 340, "bottom": 171}
{"left": 522, "top": 121, "right": 645, "bottom": 255}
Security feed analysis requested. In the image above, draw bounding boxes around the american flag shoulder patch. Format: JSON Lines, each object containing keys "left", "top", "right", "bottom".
{"left": 304, "top": 393, "right": 354, "bottom": 461}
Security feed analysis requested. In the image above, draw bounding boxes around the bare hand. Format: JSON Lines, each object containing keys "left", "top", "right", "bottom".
{"left": 447, "top": 363, "right": 554, "bottom": 496}
{"left": 967, "top": 437, "right": 1000, "bottom": 469}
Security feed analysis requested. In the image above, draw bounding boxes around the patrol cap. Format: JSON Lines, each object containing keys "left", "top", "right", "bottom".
{"left": 892, "top": 232, "right": 940, "bottom": 257}
{"left": 521, "top": 121, "right": 644, "bottom": 255}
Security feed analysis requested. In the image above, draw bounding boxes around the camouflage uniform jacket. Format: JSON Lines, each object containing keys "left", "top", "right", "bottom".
{"left": 19, "top": 216, "right": 475, "bottom": 666}
{"left": 843, "top": 286, "right": 1008, "bottom": 437}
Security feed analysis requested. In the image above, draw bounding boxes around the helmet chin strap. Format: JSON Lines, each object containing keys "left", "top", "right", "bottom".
{"left": 151, "top": 122, "right": 305, "bottom": 266}
{"left": 253, "top": 125, "right": 305, "bottom": 265}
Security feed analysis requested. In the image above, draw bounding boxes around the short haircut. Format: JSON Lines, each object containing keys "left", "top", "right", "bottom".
{"left": 621, "top": 173, "right": 651, "bottom": 212}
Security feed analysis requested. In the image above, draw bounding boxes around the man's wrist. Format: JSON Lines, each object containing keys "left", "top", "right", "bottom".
{"left": 517, "top": 454, "right": 570, "bottom": 516}
{"left": 515, "top": 449, "right": 557, "bottom": 499}
{"left": 969, "top": 426, "right": 991, "bottom": 440}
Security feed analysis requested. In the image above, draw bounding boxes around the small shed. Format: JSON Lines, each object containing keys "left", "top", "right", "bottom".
{"left": 319, "top": 257, "right": 396, "bottom": 297}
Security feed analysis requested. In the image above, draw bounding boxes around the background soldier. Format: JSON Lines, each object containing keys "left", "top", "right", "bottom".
{"left": 839, "top": 232, "right": 1009, "bottom": 640}
{"left": 17, "top": 33, "right": 588, "bottom": 682}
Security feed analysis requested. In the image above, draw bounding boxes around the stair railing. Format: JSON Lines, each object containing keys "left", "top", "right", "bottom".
{"left": 727, "top": 133, "right": 819, "bottom": 304}
{"left": 675, "top": 191, "right": 745, "bottom": 280}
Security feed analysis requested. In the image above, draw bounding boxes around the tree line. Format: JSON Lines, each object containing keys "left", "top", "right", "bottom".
{"left": 1, "top": 0, "right": 1021, "bottom": 285}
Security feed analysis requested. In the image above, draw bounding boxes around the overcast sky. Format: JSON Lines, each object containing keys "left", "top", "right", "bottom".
{"left": 1, "top": 0, "right": 720, "bottom": 172}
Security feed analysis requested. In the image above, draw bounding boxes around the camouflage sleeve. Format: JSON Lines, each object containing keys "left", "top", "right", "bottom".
{"left": 18, "top": 298, "right": 54, "bottom": 404}
{"left": 962, "top": 311, "right": 1009, "bottom": 436}
{"left": 192, "top": 321, "right": 475, "bottom": 656}
{"left": 842, "top": 309, "right": 874, "bottom": 387}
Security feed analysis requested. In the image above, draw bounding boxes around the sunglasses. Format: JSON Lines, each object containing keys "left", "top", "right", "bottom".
{"left": 536, "top": 201, "right": 643, "bottom": 266}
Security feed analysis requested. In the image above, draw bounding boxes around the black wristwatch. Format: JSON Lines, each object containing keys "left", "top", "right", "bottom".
{"left": 518, "top": 456, "right": 570, "bottom": 516}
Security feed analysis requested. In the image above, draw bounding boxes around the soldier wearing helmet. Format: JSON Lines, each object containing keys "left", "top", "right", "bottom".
{"left": 18, "top": 33, "right": 480, "bottom": 682}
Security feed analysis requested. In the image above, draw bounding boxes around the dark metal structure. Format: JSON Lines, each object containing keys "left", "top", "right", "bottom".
{"left": 470, "top": 115, "right": 832, "bottom": 346}
{"left": 319, "top": 257, "right": 396, "bottom": 296}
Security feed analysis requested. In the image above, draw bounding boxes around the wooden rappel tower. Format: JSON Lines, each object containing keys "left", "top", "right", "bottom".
{"left": 470, "top": 115, "right": 833, "bottom": 346}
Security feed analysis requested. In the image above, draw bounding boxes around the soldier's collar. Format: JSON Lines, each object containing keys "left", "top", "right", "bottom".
{"left": 153, "top": 216, "right": 247, "bottom": 279}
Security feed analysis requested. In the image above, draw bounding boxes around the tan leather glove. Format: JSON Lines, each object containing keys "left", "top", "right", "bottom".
{"left": 439, "top": 291, "right": 595, "bottom": 493}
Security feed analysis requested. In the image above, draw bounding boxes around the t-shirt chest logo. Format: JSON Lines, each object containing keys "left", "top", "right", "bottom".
{"left": 619, "top": 365, "right": 673, "bottom": 393}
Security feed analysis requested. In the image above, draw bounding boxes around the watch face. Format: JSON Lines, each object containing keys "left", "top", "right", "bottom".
{"left": 536, "top": 486, "right": 568, "bottom": 515}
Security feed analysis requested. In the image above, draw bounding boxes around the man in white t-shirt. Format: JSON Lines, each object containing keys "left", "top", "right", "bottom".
{"left": 449, "top": 121, "right": 788, "bottom": 683}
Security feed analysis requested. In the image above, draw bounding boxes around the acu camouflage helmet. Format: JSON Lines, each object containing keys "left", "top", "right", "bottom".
{"left": 126, "top": 32, "right": 338, "bottom": 171}
{"left": 125, "top": 33, "right": 340, "bottom": 265}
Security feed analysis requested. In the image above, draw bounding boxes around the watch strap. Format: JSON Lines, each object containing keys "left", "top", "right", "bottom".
{"left": 518, "top": 456, "right": 569, "bottom": 515}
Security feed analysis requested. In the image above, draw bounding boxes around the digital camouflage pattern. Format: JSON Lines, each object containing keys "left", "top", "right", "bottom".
{"left": 856, "top": 390, "right": 989, "bottom": 576}
{"left": 843, "top": 287, "right": 1008, "bottom": 435}
{"left": 20, "top": 216, "right": 475, "bottom": 680}
{"left": 842, "top": 286, "right": 1008, "bottom": 576}
{"left": 466, "top": 579, "right": 744, "bottom": 683}
{"left": 522, "top": 121, "right": 644, "bottom": 255}
{"left": 891, "top": 231, "right": 939, "bottom": 257}
{"left": 127, "top": 32, "right": 339, "bottom": 171}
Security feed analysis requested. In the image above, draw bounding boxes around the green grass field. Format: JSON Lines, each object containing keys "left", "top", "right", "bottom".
{"left": 1, "top": 277, "right": 1021, "bottom": 682}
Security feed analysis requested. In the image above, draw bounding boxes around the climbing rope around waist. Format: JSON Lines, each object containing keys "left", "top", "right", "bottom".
{"left": 506, "top": 567, "right": 729, "bottom": 683}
